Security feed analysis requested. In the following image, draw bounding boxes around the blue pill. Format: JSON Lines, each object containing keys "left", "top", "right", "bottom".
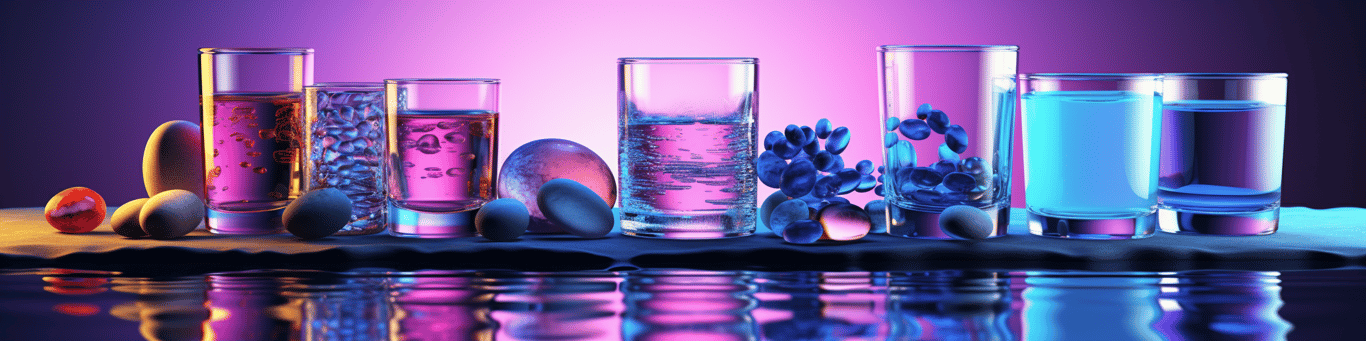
{"left": 826, "top": 127, "right": 850, "bottom": 154}
{"left": 797, "top": 193, "right": 825, "bottom": 209}
{"left": 938, "top": 143, "right": 959, "bottom": 163}
{"left": 930, "top": 160, "right": 958, "bottom": 176}
{"left": 944, "top": 124, "right": 968, "bottom": 153}
{"left": 759, "top": 190, "right": 789, "bottom": 231}
{"left": 836, "top": 168, "right": 861, "bottom": 194}
{"left": 763, "top": 131, "right": 785, "bottom": 150}
{"left": 785, "top": 124, "right": 804, "bottom": 145}
{"left": 927, "top": 109, "right": 950, "bottom": 134}
{"left": 815, "top": 118, "right": 833, "bottom": 139}
{"left": 874, "top": 184, "right": 884, "bottom": 196}
{"left": 898, "top": 119, "right": 932, "bottom": 140}
{"left": 894, "top": 140, "right": 916, "bottom": 168}
{"left": 884, "top": 132, "right": 898, "bottom": 148}
{"left": 855, "top": 160, "right": 874, "bottom": 174}
{"left": 780, "top": 159, "right": 818, "bottom": 198}
{"left": 908, "top": 167, "right": 943, "bottom": 188}
{"left": 830, "top": 154, "right": 844, "bottom": 172}
{"left": 856, "top": 174, "right": 877, "bottom": 192}
{"left": 758, "top": 151, "right": 788, "bottom": 188}
{"left": 773, "top": 140, "right": 800, "bottom": 159}
{"left": 803, "top": 138, "right": 821, "bottom": 156}
{"left": 813, "top": 175, "right": 839, "bottom": 199}
{"left": 885, "top": 117, "right": 900, "bottom": 131}
{"left": 960, "top": 156, "right": 989, "bottom": 176}
{"left": 783, "top": 220, "right": 824, "bottom": 244}
{"left": 864, "top": 200, "right": 887, "bottom": 233}
{"left": 475, "top": 198, "right": 530, "bottom": 241}
{"left": 877, "top": 165, "right": 885, "bottom": 174}
{"left": 942, "top": 172, "right": 977, "bottom": 192}
{"left": 770, "top": 199, "right": 811, "bottom": 237}
{"left": 916, "top": 103, "right": 933, "bottom": 119}
{"left": 939, "top": 205, "right": 994, "bottom": 240}
{"left": 909, "top": 188, "right": 942, "bottom": 202}
{"left": 801, "top": 126, "right": 816, "bottom": 145}
{"left": 812, "top": 151, "right": 836, "bottom": 172}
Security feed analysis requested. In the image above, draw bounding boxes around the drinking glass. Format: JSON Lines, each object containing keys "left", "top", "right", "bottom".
{"left": 303, "top": 82, "right": 388, "bottom": 235}
{"left": 385, "top": 79, "right": 500, "bottom": 238}
{"left": 1158, "top": 73, "right": 1287, "bottom": 235}
{"left": 1020, "top": 73, "right": 1163, "bottom": 239}
{"left": 618, "top": 57, "right": 758, "bottom": 239}
{"left": 199, "top": 47, "right": 313, "bottom": 234}
{"left": 877, "top": 45, "right": 1017, "bottom": 239}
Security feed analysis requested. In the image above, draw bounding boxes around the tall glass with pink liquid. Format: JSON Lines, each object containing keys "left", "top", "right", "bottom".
{"left": 385, "top": 79, "right": 499, "bottom": 238}
{"left": 199, "top": 47, "right": 313, "bottom": 234}
{"left": 618, "top": 58, "right": 758, "bottom": 239}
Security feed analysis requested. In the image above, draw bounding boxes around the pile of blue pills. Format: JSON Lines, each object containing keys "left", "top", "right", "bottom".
{"left": 758, "top": 119, "right": 880, "bottom": 243}
{"left": 884, "top": 103, "right": 994, "bottom": 205}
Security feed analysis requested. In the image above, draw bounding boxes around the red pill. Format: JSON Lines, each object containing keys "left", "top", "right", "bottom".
{"left": 44, "top": 187, "right": 107, "bottom": 234}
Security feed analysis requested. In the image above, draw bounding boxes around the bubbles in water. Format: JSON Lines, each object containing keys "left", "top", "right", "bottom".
{"left": 242, "top": 139, "right": 255, "bottom": 149}
{"left": 253, "top": 167, "right": 268, "bottom": 174}
{"left": 444, "top": 131, "right": 466, "bottom": 144}
{"left": 239, "top": 162, "right": 251, "bottom": 168}
{"left": 258, "top": 128, "right": 276, "bottom": 140}
{"left": 446, "top": 168, "right": 464, "bottom": 177}
{"left": 415, "top": 134, "right": 441, "bottom": 154}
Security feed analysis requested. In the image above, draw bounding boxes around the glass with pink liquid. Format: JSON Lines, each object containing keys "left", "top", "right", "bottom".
{"left": 199, "top": 47, "right": 313, "bottom": 234}
{"left": 385, "top": 79, "right": 499, "bottom": 238}
{"left": 618, "top": 58, "right": 758, "bottom": 239}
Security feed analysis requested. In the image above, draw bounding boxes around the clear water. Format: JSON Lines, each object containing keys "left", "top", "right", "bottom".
{"left": 1159, "top": 100, "right": 1286, "bottom": 213}
{"left": 619, "top": 118, "right": 756, "bottom": 238}
{"left": 205, "top": 93, "right": 303, "bottom": 213}
{"left": 305, "top": 90, "right": 387, "bottom": 234}
{"left": 1022, "top": 90, "right": 1161, "bottom": 218}
{"left": 4, "top": 268, "right": 1363, "bottom": 340}
{"left": 388, "top": 110, "right": 498, "bottom": 213}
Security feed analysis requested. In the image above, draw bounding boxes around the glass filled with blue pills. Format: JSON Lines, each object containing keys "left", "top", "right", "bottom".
{"left": 877, "top": 45, "right": 1018, "bottom": 239}
{"left": 1020, "top": 73, "right": 1164, "bottom": 239}
{"left": 302, "top": 82, "right": 388, "bottom": 235}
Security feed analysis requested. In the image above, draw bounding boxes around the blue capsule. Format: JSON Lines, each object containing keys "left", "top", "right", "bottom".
{"left": 815, "top": 119, "right": 833, "bottom": 139}
{"left": 855, "top": 174, "right": 877, "bottom": 192}
{"left": 864, "top": 200, "right": 887, "bottom": 233}
{"left": 927, "top": 109, "right": 950, "bottom": 134}
{"left": 916, "top": 103, "right": 933, "bottom": 119}
{"left": 783, "top": 220, "right": 824, "bottom": 244}
{"left": 803, "top": 137, "right": 820, "bottom": 156}
{"left": 769, "top": 199, "right": 811, "bottom": 237}
{"left": 780, "top": 159, "right": 818, "bottom": 198}
{"left": 813, "top": 175, "right": 840, "bottom": 199}
{"left": 935, "top": 185, "right": 970, "bottom": 203}
{"left": 829, "top": 154, "right": 844, "bottom": 172}
{"left": 959, "top": 156, "right": 989, "bottom": 176}
{"left": 801, "top": 126, "right": 816, "bottom": 144}
{"left": 757, "top": 151, "right": 788, "bottom": 188}
{"left": 884, "top": 132, "right": 898, "bottom": 148}
{"left": 763, "top": 131, "right": 784, "bottom": 150}
{"left": 812, "top": 151, "right": 837, "bottom": 172}
{"left": 874, "top": 184, "right": 884, "bottom": 196}
{"left": 893, "top": 140, "right": 916, "bottom": 168}
{"left": 885, "top": 117, "right": 901, "bottom": 131}
{"left": 944, "top": 124, "right": 968, "bottom": 154}
{"left": 909, "top": 188, "right": 943, "bottom": 202}
{"left": 773, "top": 140, "right": 800, "bottom": 159}
{"left": 938, "top": 143, "right": 959, "bottom": 163}
{"left": 836, "top": 168, "right": 861, "bottom": 194}
{"left": 826, "top": 127, "right": 850, "bottom": 154}
{"left": 908, "top": 167, "right": 943, "bottom": 188}
{"left": 942, "top": 172, "right": 977, "bottom": 192}
{"left": 784, "top": 124, "right": 804, "bottom": 145}
{"left": 930, "top": 160, "right": 958, "bottom": 176}
{"left": 877, "top": 166, "right": 885, "bottom": 174}
{"left": 898, "top": 119, "right": 932, "bottom": 140}
{"left": 855, "top": 160, "right": 874, "bottom": 174}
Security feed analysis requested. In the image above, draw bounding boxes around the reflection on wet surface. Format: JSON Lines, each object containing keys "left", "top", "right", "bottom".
{"left": 1, "top": 268, "right": 1362, "bottom": 340}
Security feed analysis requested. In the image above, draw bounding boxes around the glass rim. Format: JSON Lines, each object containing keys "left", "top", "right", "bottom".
{"left": 306, "top": 82, "right": 384, "bottom": 89}
{"left": 198, "top": 47, "right": 314, "bottom": 55}
{"left": 1162, "top": 73, "right": 1288, "bottom": 80}
{"left": 1020, "top": 73, "right": 1164, "bottom": 81}
{"left": 384, "top": 78, "right": 500, "bottom": 84}
{"left": 618, "top": 57, "right": 758, "bottom": 64}
{"left": 878, "top": 45, "right": 1018, "bottom": 52}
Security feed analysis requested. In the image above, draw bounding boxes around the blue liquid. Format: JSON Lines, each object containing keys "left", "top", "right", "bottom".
{"left": 1022, "top": 91, "right": 1161, "bottom": 219}
{"left": 1158, "top": 100, "right": 1285, "bottom": 212}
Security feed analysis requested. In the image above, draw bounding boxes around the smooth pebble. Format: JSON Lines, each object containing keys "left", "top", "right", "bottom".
{"left": 538, "top": 178, "right": 614, "bottom": 238}
{"left": 140, "top": 190, "right": 205, "bottom": 240}
{"left": 143, "top": 120, "right": 205, "bottom": 198}
{"left": 939, "top": 205, "right": 994, "bottom": 240}
{"left": 759, "top": 191, "right": 790, "bottom": 231}
{"left": 283, "top": 188, "right": 353, "bottom": 240}
{"left": 768, "top": 199, "right": 810, "bottom": 237}
{"left": 475, "top": 198, "right": 530, "bottom": 241}
{"left": 864, "top": 200, "right": 887, "bottom": 234}
{"left": 816, "top": 203, "right": 871, "bottom": 241}
{"left": 783, "top": 220, "right": 824, "bottom": 244}
{"left": 110, "top": 198, "right": 150, "bottom": 238}
{"left": 497, "top": 139, "right": 616, "bottom": 234}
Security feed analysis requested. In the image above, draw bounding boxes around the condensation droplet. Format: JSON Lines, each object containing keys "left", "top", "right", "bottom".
{"left": 254, "top": 167, "right": 268, "bottom": 174}
{"left": 240, "top": 162, "right": 251, "bottom": 168}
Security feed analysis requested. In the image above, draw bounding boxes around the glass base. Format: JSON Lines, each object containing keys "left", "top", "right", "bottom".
{"left": 207, "top": 209, "right": 284, "bottom": 235}
{"left": 620, "top": 210, "right": 754, "bottom": 239}
{"left": 1158, "top": 208, "right": 1279, "bottom": 236}
{"left": 885, "top": 203, "right": 1010, "bottom": 239}
{"left": 1027, "top": 210, "right": 1156, "bottom": 240}
{"left": 389, "top": 205, "right": 476, "bottom": 238}
{"left": 333, "top": 216, "right": 387, "bottom": 236}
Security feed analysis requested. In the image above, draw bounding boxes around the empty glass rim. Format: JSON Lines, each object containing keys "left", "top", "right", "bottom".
{"left": 1021, "top": 73, "right": 1163, "bottom": 80}
{"left": 198, "top": 47, "right": 313, "bottom": 55}
{"left": 879, "top": 45, "right": 1018, "bottom": 52}
{"left": 384, "top": 78, "right": 500, "bottom": 84}
{"left": 618, "top": 57, "right": 758, "bottom": 64}
{"left": 307, "top": 82, "right": 384, "bottom": 88}
{"left": 1163, "top": 73, "right": 1288, "bottom": 80}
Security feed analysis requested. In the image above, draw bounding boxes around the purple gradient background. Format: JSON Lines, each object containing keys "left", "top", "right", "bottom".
{"left": 1, "top": 0, "right": 1363, "bottom": 209}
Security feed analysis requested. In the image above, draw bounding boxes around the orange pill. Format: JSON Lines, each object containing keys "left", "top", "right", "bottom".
{"left": 44, "top": 187, "right": 107, "bottom": 234}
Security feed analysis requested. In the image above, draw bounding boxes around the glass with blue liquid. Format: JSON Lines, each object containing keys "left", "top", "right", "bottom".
{"left": 1158, "top": 73, "right": 1287, "bottom": 235}
{"left": 877, "top": 45, "right": 1017, "bottom": 239}
{"left": 1021, "top": 73, "right": 1164, "bottom": 239}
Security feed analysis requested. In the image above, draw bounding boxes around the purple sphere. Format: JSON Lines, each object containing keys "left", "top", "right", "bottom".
{"left": 497, "top": 139, "right": 616, "bottom": 234}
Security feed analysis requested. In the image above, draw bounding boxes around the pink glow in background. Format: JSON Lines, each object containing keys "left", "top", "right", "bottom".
{"left": 1, "top": 1, "right": 1363, "bottom": 209}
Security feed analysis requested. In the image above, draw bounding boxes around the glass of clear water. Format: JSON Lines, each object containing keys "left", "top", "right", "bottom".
{"left": 303, "top": 82, "right": 388, "bottom": 236}
{"left": 1020, "top": 73, "right": 1164, "bottom": 239}
{"left": 1158, "top": 73, "right": 1287, "bottom": 235}
{"left": 384, "top": 79, "right": 500, "bottom": 238}
{"left": 617, "top": 57, "right": 758, "bottom": 239}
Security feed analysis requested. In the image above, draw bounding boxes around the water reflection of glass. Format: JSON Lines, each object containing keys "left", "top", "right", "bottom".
{"left": 206, "top": 274, "right": 293, "bottom": 340}
{"left": 1023, "top": 272, "right": 1164, "bottom": 341}
{"left": 280, "top": 273, "right": 390, "bottom": 341}
{"left": 623, "top": 270, "right": 757, "bottom": 340}
{"left": 108, "top": 277, "right": 209, "bottom": 341}
{"left": 486, "top": 272, "right": 625, "bottom": 340}
{"left": 756, "top": 272, "right": 889, "bottom": 340}
{"left": 886, "top": 270, "right": 1013, "bottom": 340}
{"left": 1156, "top": 271, "right": 1291, "bottom": 341}
{"left": 387, "top": 271, "right": 489, "bottom": 340}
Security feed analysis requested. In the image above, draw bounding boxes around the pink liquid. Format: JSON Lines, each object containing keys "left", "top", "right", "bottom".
{"left": 204, "top": 93, "right": 302, "bottom": 212}
{"left": 388, "top": 110, "right": 498, "bottom": 213}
